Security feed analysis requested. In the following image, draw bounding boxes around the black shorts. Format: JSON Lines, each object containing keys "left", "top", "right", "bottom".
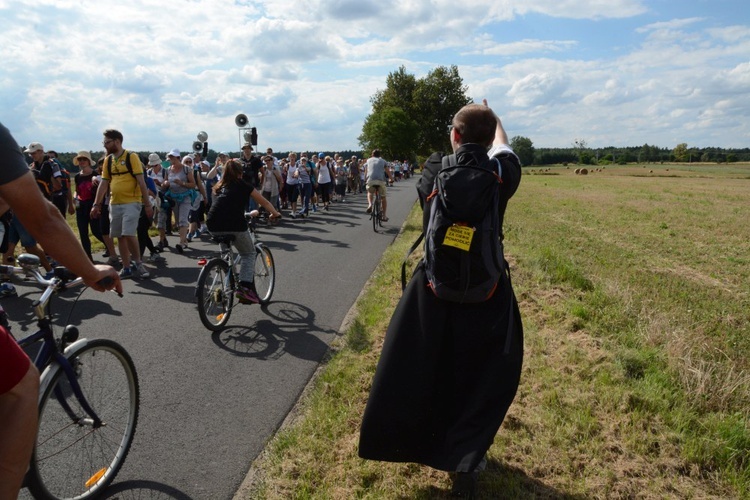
{"left": 188, "top": 201, "right": 206, "bottom": 223}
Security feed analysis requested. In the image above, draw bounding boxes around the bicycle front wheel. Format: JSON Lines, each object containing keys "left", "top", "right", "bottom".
{"left": 254, "top": 245, "right": 275, "bottom": 305}
{"left": 196, "top": 258, "right": 234, "bottom": 331}
{"left": 28, "top": 339, "right": 139, "bottom": 500}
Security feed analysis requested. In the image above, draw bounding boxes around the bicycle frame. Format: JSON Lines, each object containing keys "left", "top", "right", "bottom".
{"left": 5, "top": 260, "right": 105, "bottom": 423}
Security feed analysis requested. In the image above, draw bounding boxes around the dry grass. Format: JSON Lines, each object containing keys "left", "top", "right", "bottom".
{"left": 248, "top": 163, "right": 750, "bottom": 499}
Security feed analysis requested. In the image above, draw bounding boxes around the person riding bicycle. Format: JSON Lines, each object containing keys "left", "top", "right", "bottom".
{"left": 0, "top": 122, "right": 121, "bottom": 499}
{"left": 365, "top": 149, "right": 394, "bottom": 222}
{"left": 206, "top": 159, "right": 281, "bottom": 304}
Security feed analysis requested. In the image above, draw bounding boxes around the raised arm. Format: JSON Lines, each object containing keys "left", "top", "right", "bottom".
{"left": 483, "top": 98, "right": 509, "bottom": 147}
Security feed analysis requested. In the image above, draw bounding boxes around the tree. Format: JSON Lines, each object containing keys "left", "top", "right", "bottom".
{"left": 573, "top": 138, "right": 588, "bottom": 164}
{"left": 371, "top": 66, "right": 417, "bottom": 117}
{"left": 510, "top": 136, "right": 535, "bottom": 166}
{"left": 361, "top": 65, "right": 472, "bottom": 158}
{"left": 358, "top": 106, "right": 419, "bottom": 160}
{"left": 413, "top": 66, "right": 473, "bottom": 155}
{"left": 673, "top": 143, "right": 689, "bottom": 162}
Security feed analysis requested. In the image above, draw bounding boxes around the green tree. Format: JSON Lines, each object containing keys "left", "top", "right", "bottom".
{"left": 673, "top": 143, "right": 689, "bottom": 162}
{"left": 510, "top": 136, "right": 535, "bottom": 166}
{"left": 361, "top": 65, "right": 472, "bottom": 158}
{"left": 371, "top": 66, "right": 417, "bottom": 117}
{"left": 413, "top": 66, "right": 473, "bottom": 155}
{"left": 358, "top": 106, "right": 419, "bottom": 160}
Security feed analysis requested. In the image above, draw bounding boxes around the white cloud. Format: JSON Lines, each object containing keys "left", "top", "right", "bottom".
{"left": 0, "top": 0, "right": 748, "bottom": 151}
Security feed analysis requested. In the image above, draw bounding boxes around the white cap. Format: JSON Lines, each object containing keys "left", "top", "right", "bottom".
{"left": 167, "top": 148, "right": 180, "bottom": 158}
{"left": 24, "top": 142, "right": 44, "bottom": 153}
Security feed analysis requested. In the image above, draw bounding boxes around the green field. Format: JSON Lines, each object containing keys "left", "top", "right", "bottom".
{"left": 222, "top": 164, "right": 750, "bottom": 498}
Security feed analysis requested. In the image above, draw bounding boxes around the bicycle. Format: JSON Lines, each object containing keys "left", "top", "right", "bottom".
{"left": 370, "top": 190, "right": 384, "bottom": 232}
{"left": 0, "top": 254, "right": 138, "bottom": 500}
{"left": 195, "top": 211, "right": 277, "bottom": 331}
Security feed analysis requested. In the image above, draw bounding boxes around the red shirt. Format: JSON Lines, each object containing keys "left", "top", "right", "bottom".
{"left": 0, "top": 326, "right": 31, "bottom": 394}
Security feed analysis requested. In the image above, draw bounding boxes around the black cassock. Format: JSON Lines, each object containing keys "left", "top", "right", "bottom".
{"left": 358, "top": 145, "right": 524, "bottom": 473}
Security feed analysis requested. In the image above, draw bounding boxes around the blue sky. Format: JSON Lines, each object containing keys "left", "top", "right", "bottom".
{"left": 1, "top": 0, "right": 748, "bottom": 155}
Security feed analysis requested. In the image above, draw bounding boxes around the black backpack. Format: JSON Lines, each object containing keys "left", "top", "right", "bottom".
{"left": 403, "top": 153, "right": 504, "bottom": 303}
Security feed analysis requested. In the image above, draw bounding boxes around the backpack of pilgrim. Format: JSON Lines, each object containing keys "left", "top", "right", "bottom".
{"left": 403, "top": 153, "right": 505, "bottom": 303}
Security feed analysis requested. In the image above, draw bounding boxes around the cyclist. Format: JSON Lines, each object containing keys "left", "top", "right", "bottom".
{"left": 206, "top": 159, "right": 281, "bottom": 304}
{"left": 364, "top": 149, "right": 394, "bottom": 222}
{"left": 0, "top": 122, "right": 122, "bottom": 499}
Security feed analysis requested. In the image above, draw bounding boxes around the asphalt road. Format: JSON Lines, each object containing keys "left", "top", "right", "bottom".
{"left": 12, "top": 175, "right": 419, "bottom": 500}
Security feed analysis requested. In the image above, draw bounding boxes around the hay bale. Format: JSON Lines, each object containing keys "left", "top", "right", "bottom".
{"left": 580, "top": 168, "right": 589, "bottom": 175}
{"left": 574, "top": 168, "right": 581, "bottom": 174}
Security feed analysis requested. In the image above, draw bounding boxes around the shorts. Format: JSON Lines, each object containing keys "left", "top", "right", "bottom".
{"left": 366, "top": 180, "right": 387, "bottom": 198}
{"left": 109, "top": 202, "right": 142, "bottom": 237}
{"left": 8, "top": 216, "right": 36, "bottom": 247}
{"left": 1, "top": 326, "right": 31, "bottom": 394}
{"left": 188, "top": 201, "right": 205, "bottom": 224}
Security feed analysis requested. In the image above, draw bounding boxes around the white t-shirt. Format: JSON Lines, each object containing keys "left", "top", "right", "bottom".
{"left": 317, "top": 161, "right": 332, "bottom": 184}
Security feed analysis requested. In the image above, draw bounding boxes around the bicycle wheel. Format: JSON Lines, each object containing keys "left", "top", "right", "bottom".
{"left": 254, "top": 244, "right": 275, "bottom": 305}
{"left": 196, "top": 258, "right": 234, "bottom": 331}
{"left": 372, "top": 195, "right": 379, "bottom": 232}
{"left": 27, "top": 339, "right": 139, "bottom": 500}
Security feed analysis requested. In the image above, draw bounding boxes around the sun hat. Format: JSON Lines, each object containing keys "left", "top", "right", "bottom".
{"left": 24, "top": 142, "right": 44, "bottom": 153}
{"left": 167, "top": 148, "right": 180, "bottom": 158}
{"left": 219, "top": 151, "right": 228, "bottom": 157}
{"left": 147, "top": 153, "right": 161, "bottom": 166}
{"left": 73, "top": 150, "right": 94, "bottom": 166}
{"left": 201, "top": 160, "right": 210, "bottom": 168}
{"left": 242, "top": 142, "right": 253, "bottom": 150}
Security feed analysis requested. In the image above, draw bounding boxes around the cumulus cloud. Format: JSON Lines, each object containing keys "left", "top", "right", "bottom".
{"left": 0, "top": 0, "right": 748, "bottom": 151}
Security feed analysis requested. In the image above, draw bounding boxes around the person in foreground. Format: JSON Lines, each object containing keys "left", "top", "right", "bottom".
{"left": 0, "top": 122, "right": 122, "bottom": 499}
{"left": 358, "top": 100, "right": 523, "bottom": 498}
{"left": 206, "top": 159, "right": 281, "bottom": 304}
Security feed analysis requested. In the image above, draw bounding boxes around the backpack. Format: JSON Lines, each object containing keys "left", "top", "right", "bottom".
{"left": 403, "top": 153, "right": 505, "bottom": 303}
{"left": 57, "top": 167, "right": 71, "bottom": 193}
{"left": 32, "top": 162, "right": 55, "bottom": 199}
{"left": 105, "top": 150, "right": 136, "bottom": 179}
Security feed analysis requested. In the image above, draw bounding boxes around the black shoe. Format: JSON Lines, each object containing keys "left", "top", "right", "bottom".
{"left": 450, "top": 472, "right": 478, "bottom": 498}
{"left": 175, "top": 244, "right": 184, "bottom": 254}
{"left": 102, "top": 250, "right": 110, "bottom": 258}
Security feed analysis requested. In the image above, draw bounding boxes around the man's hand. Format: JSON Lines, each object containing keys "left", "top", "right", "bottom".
{"left": 67, "top": 204, "right": 76, "bottom": 215}
{"left": 85, "top": 265, "right": 123, "bottom": 294}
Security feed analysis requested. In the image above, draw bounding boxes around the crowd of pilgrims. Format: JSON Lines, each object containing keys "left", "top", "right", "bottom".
{"left": 9, "top": 145, "right": 413, "bottom": 273}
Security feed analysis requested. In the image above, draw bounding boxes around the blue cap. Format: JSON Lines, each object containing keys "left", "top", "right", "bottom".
{"left": 318, "top": 152, "right": 324, "bottom": 158}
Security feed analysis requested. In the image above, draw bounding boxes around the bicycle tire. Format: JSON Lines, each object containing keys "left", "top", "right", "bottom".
{"left": 27, "top": 339, "right": 139, "bottom": 500}
{"left": 196, "top": 258, "right": 234, "bottom": 331}
{"left": 372, "top": 194, "right": 379, "bottom": 232}
{"left": 254, "top": 245, "right": 275, "bottom": 305}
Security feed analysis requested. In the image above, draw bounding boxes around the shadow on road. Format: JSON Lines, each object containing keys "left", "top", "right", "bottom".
{"left": 211, "top": 301, "right": 336, "bottom": 362}
{"left": 101, "top": 479, "right": 192, "bottom": 499}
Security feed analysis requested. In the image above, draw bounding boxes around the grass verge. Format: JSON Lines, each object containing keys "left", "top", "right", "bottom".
{"left": 248, "top": 165, "right": 749, "bottom": 498}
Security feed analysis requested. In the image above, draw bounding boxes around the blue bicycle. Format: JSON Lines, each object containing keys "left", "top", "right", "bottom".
{"left": 1, "top": 254, "right": 139, "bottom": 500}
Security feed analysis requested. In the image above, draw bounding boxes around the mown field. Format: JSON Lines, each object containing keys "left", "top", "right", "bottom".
{"left": 247, "top": 163, "right": 750, "bottom": 499}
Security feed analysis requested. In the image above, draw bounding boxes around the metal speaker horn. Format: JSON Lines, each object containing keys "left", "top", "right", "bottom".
{"left": 196, "top": 131, "right": 208, "bottom": 142}
{"left": 235, "top": 114, "right": 248, "bottom": 128}
{"left": 192, "top": 141, "right": 204, "bottom": 153}
{"left": 243, "top": 131, "right": 252, "bottom": 142}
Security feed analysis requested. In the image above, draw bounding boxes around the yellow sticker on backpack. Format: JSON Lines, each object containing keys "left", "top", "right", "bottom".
{"left": 443, "top": 225, "right": 474, "bottom": 251}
